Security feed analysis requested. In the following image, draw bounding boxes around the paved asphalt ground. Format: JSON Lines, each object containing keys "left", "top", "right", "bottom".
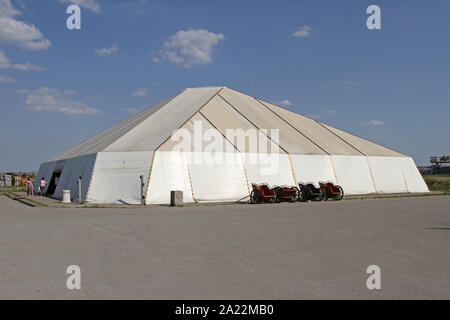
{"left": 0, "top": 195, "right": 449, "bottom": 299}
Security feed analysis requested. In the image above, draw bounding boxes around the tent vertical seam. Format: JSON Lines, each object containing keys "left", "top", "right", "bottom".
{"left": 400, "top": 161, "right": 410, "bottom": 192}
{"left": 145, "top": 87, "right": 223, "bottom": 204}
{"left": 187, "top": 168, "right": 197, "bottom": 202}
{"left": 198, "top": 111, "right": 251, "bottom": 198}
{"left": 85, "top": 153, "right": 98, "bottom": 203}
{"left": 365, "top": 156, "right": 378, "bottom": 193}
{"left": 329, "top": 155, "right": 339, "bottom": 184}
{"left": 143, "top": 151, "right": 156, "bottom": 204}
{"left": 287, "top": 153, "right": 298, "bottom": 187}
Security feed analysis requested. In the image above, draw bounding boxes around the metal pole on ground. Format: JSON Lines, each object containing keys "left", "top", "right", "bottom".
{"left": 140, "top": 175, "right": 145, "bottom": 205}
{"left": 78, "top": 176, "right": 82, "bottom": 204}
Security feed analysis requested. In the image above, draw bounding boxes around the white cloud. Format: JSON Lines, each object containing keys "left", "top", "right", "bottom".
{"left": 0, "top": 74, "right": 16, "bottom": 83}
{"left": 0, "top": 50, "right": 44, "bottom": 71}
{"left": 0, "top": 50, "right": 11, "bottom": 68}
{"left": 59, "top": 0, "right": 100, "bottom": 13}
{"left": 132, "top": 88, "right": 148, "bottom": 96}
{"left": 271, "top": 99, "right": 292, "bottom": 106}
{"left": 149, "top": 51, "right": 160, "bottom": 63}
{"left": 0, "top": 0, "right": 51, "bottom": 50}
{"left": 16, "top": 88, "right": 29, "bottom": 94}
{"left": 161, "top": 29, "right": 225, "bottom": 68}
{"left": 94, "top": 45, "right": 118, "bottom": 57}
{"left": 325, "top": 109, "right": 335, "bottom": 115}
{"left": 365, "top": 120, "right": 384, "bottom": 126}
{"left": 306, "top": 113, "right": 321, "bottom": 120}
{"left": 116, "top": 0, "right": 148, "bottom": 8}
{"left": 343, "top": 80, "right": 362, "bottom": 86}
{"left": 0, "top": 0, "right": 20, "bottom": 17}
{"left": 25, "top": 87, "right": 101, "bottom": 115}
{"left": 292, "top": 25, "right": 312, "bottom": 38}
{"left": 120, "top": 107, "right": 140, "bottom": 115}
{"left": 12, "top": 62, "right": 44, "bottom": 71}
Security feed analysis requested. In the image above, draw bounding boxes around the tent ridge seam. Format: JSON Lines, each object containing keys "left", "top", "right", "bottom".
{"left": 316, "top": 120, "right": 366, "bottom": 156}
{"left": 320, "top": 121, "right": 408, "bottom": 157}
{"left": 50, "top": 90, "right": 184, "bottom": 162}
{"left": 154, "top": 87, "right": 225, "bottom": 152}
{"left": 255, "top": 98, "right": 330, "bottom": 155}
{"left": 216, "top": 93, "right": 289, "bottom": 154}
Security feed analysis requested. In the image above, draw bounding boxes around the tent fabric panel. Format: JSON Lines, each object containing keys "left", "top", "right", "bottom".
{"left": 49, "top": 92, "right": 181, "bottom": 162}
{"left": 366, "top": 156, "right": 408, "bottom": 193}
{"left": 145, "top": 151, "right": 194, "bottom": 204}
{"left": 291, "top": 155, "right": 337, "bottom": 186}
{"left": 52, "top": 153, "right": 97, "bottom": 201}
{"left": 219, "top": 88, "right": 326, "bottom": 155}
{"left": 159, "top": 112, "right": 238, "bottom": 153}
{"left": 199, "top": 95, "right": 284, "bottom": 154}
{"left": 243, "top": 153, "right": 295, "bottom": 187}
{"left": 399, "top": 157, "right": 429, "bottom": 193}
{"left": 63, "top": 153, "right": 96, "bottom": 202}
{"left": 34, "top": 161, "right": 56, "bottom": 193}
{"left": 188, "top": 152, "right": 249, "bottom": 202}
{"left": 52, "top": 161, "right": 70, "bottom": 198}
{"left": 105, "top": 87, "right": 222, "bottom": 152}
{"left": 87, "top": 152, "right": 153, "bottom": 204}
{"left": 323, "top": 124, "right": 405, "bottom": 157}
{"left": 259, "top": 100, "right": 362, "bottom": 156}
{"left": 331, "top": 155, "right": 376, "bottom": 194}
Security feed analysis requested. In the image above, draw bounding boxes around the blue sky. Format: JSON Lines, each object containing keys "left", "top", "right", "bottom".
{"left": 0, "top": 0, "right": 449, "bottom": 171}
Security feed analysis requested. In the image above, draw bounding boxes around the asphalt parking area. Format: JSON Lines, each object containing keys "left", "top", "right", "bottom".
{"left": 0, "top": 195, "right": 449, "bottom": 299}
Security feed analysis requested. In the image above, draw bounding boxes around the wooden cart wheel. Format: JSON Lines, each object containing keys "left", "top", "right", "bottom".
{"left": 275, "top": 194, "right": 280, "bottom": 203}
{"left": 336, "top": 185, "right": 344, "bottom": 200}
{"left": 250, "top": 190, "right": 257, "bottom": 204}
{"left": 291, "top": 189, "right": 299, "bottom": 202}
{"left": 298, "top": 187, "right": 306, "bottom": 202}
{"left": 305, "top": 188, "right": 311, "bottom": 201}
{"left": 321, "top": 187, "right": 328, "bottom": 201}
{"left": 317, "top": 190, "right": 323, "bottom": 201}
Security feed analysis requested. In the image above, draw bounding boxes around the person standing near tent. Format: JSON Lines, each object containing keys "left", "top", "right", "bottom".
{"left": 39, "top": 177, "right": 47, "bottom": 196}
{"left": 26, "top": 178, "right": 34, "bottom": 196}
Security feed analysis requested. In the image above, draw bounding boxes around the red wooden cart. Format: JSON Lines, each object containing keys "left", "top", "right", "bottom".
{"left": 250, "top": 183, "right": 277, "bottom": 203}
{"left": 273, "top": 186, "right": 299, "bottom": 202}
{"left": 298, "top": 182, "right": 323, "bottom": 201}
{"left": 319, "top": 182, "right": 344, "bottom": 200}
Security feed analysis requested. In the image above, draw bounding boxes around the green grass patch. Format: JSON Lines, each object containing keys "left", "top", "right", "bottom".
{"left": 0, "top": 186, "right": 26, "bottom": 195}
{"left": 423, "top": 174, "right": 450, "bottom": 194}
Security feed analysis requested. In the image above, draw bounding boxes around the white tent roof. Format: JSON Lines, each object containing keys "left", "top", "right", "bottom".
{"left": 48, "top": 86, "right": 406, "bottom": 162}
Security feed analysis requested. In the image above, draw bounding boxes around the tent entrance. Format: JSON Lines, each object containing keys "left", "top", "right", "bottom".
{"left": 46, "top": 171, "right": 61, "bottom": 195}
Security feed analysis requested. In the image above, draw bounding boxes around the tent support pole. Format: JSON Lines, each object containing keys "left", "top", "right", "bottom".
{"left": 143, "top": 151, "right": 157, "bottom": 204}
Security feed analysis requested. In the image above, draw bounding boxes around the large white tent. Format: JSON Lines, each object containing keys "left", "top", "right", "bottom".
{"left": 35, "top": 87, "right": 429, "bottom": 204}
